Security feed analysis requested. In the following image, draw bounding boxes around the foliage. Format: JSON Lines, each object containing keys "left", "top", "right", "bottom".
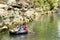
{"left": 34, "top": 0, "right": 59, "bottom": 10}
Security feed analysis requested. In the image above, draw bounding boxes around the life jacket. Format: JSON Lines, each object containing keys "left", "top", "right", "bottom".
{"left": 22, "top": 25, "right": 26, "bottom": 30}
{"left": 17, "top": 25, "right": 22, "bottom": 30}
{"left": 22, "top": 25, "right": 28, "bottom": 32}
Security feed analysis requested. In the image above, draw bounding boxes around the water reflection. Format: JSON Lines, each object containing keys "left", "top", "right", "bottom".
{"left": 9, "top": 35, "right": 27, "bottom": 40}
{"left": 0, "top": 33, "right": 28, "bottom": 40}
{"left": 34, "top": 14, "right": 58, "bottom": 40}
{"left": 58, "top": 14, "right": 60, "bottom": 39}
{"left": 0, "top": 14, "right": 59, "bottom": 40}
{"left": 0, "top": 32, "right": 36, "bottom": 40}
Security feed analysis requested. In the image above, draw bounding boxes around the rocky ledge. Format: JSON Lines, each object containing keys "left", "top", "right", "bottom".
{"left": 0, "top": 0, "right": 58, "bottom": 31}
{"left": 0, "top": 0, "right": 39, "bottom": 31}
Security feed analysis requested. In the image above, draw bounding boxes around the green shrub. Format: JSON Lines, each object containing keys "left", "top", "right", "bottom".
{"left": 34, "top": 0, "right": 58, "bottom": 10}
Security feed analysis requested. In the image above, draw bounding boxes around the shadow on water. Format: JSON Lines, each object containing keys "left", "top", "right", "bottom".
{"left": 0, "top": 13, "right": 60, "bottom": 40}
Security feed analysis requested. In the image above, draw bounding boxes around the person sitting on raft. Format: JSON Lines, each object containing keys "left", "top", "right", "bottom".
{"left": 16, "top": 23, "right": 28, "bottom": 32}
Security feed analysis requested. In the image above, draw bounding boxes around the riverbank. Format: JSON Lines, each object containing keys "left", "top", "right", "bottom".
{"left": 0, "top": 0, "right": 59, "bottom": 31}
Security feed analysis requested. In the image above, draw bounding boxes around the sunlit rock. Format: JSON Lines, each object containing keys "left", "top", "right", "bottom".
{"left": 25, "top": 9, "right": 35, "bottom": 18}
{"left": 36, "top": 7, "right": 43, "bottom": 12}
{"left": 0, "top": 22, "right": 3, "bottom": 27}
{"left": 3, "top": 18, "right": 10, "bottom": 25}
{"left": 2, "top": 25, "right": 8, "bottom": 29}
{"left": 0, "top": 25, "right": 8, "bottom": 31}
{"left": 0, "top": 4, "right": 8, "bottom": 10}
{"left": 7, "top": 0, "right": 16, "bottom": 6}
{"left": 34, "top": 12, "right": 39, "bottom": 20}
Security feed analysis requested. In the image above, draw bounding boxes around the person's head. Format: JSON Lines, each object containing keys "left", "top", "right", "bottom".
{"left": 23, "top": 22, "right": 26, "bottom": 25}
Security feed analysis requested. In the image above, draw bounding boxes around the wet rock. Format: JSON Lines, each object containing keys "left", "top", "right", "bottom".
{"left": 0, "top": 25, "right": 8, "bottom": 31}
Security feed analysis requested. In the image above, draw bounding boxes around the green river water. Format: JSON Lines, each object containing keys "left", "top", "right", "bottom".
{"left": 0, "top": 12, "right": 60, "bottom": 40}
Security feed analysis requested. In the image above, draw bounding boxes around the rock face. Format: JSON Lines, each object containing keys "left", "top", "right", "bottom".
{"left": 0, "top": 0, "right": 39, "bottom": 29}
{"left": 0, "top": 0, "right": 58, "bottom": 31}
